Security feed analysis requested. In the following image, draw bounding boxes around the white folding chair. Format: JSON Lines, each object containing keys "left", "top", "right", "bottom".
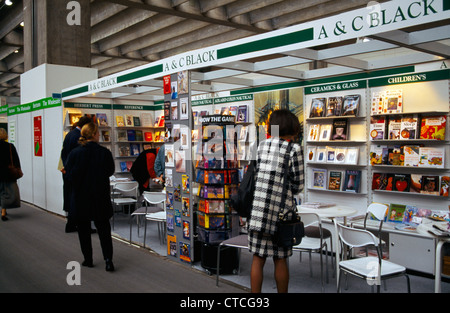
{"left": 130, "top": 191, "right": 165, "bottom": 246}
{"left": 293, "top": 212, "right": 329, "bottom": 292}
{"left": 335, "top": 221, "right": 411, "bottom": 293}
{"left": 111, "top": 182, "right": 139, "bottom": 234}
{"left": 142, "top": 192, "right": 166, "bottom": 246}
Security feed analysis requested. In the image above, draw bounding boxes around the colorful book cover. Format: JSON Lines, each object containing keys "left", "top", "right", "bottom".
{"left": 342, "top": 95, "right": 360, "bottom": 116}
{"left": 309, "top": 98, "right": 326, "bottom": 118}
{"left": 328, "top": 171, "right": 342, "bottom": 191}
{"left": 420, "top": 115, "right": 446, "bottom": 140}
{"left": 96, "top": 113, "right": 108, "bottom": 126}
{"left": 331, "top": 119, "right": 348, "bottom": 140}
{"left": 343, "top": 170, "right": 362, "bottom": 193}
{"left": 388, "top": 203, "right": 407, "bottom": 223}
{"left": 370, "top": 116, "right": 386, "bottom": 140}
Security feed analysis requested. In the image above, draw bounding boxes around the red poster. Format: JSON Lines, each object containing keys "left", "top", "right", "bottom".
{"left": 163, "top": 75, "right": 171, "bottom": 94}
{"left": 34, "top": 116, "right": 42, "bottom": 157}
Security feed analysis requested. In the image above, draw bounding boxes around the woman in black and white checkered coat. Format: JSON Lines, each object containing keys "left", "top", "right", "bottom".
{"left": 248, "top": 109, "right": 304, "bottom": 293}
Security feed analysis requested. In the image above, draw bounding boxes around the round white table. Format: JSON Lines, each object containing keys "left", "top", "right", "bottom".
{"left": 297, "top": 205, "right": 359, "bottom": 289}
{"left": 416, "top": 221, "right": 450, "bottom": 293}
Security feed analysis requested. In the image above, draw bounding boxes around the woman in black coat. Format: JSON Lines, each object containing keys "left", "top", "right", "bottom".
{"left": 0, "top": 128, "right": 22, "bottom": 221}
{"left": 65, "top": 122, "right": 115, "bottom": 271}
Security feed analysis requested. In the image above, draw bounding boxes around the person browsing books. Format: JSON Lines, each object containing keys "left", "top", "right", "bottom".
{"left": 64, "top": 122, "right": 115, "bottom": 271}
{"left": 248, "top": 109, "right": 304, "bottom": 293}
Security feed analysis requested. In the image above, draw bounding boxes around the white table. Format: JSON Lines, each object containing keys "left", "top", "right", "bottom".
{"left": 297, "top": 205, "right": 358, "bottom": 289}
{"left": 416, "top": 221, "right": 450, "bottom": 293}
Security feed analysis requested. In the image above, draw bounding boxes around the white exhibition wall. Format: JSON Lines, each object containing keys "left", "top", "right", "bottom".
{"left": 16, "top": 64, "right": 97, "bottom": 215}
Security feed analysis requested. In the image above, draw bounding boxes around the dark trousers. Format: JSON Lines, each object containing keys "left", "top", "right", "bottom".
{"left": 77, "top": 219, "right": 113, "bottom": 262}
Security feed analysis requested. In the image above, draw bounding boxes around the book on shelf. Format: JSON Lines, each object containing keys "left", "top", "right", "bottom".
{"left": 370, "top": 145, "right": 384, "bottom": 165}
{"left": 384, "top": 89, "right": 403, "bottom": 114}
{"left": 345, "top": 147, "right": 359, "bottom": 165}
{"left": 133, "top": 116, "right": 141, "bottom": 126}
{"left": 68, "top": 113, "right": 82, "bottom": 126}
{"left": 334, "top": 147, "right": 347, "bottom": 164}
{"left": 403, "top": 145, "right": 420, "bottom": 167}
{"left": 116, "top": 116, "right": 125, "bottom": 127}
{"left": 440, "top": 176, "right": 449, "bottom": 196}
{"left": 388, "top": 203, "right": 407, "bottom": 223}
{"left": 328, "top": 171, "right": 343, "bottom": 191}
{"left": 392, "top": 174, "right": 411, "bottom": 192}
{"left": 343, "top": 170, "right": 362, "bottom": 193}
{"left": 315, "top": 147, "right": 327, "bottom": 163}
{"left": 331, "top": 119, "right": 348, "bottom": 140}
{"left": 399, "top": 115, "right": 419, "bottom": 140}
{"left": 387, "top": 145, "right": 403, "bottom": 166}
{"left": 342, "top": 95, "right": 360, "bottom": 116}
{"left": 101, "top": 130, "right": 110, "bottom": 142}
{"left": 409, "top": 174, "right": 422, "bottom": 193}
{"left": 306, "top": 146, "right": 317, "bottom": 163}
{"left": 371, "top": 91, "right": 385, "bottom": 115}
{"left": 326, "top": 96, "right": 343, "bottom": 117}
{"left": 96, "top": 113, "right": 108, "bottom": 126}
{"left": 420, "top": 175, "right": 440, "bottom": 195}
{"left": 309, "top": 98, "right": 327, "bottom": 118}
{"left": 237, "top": 105, "right": 247, "bottom": 122}
{"left": 319, "top": 124, "right": 332, "bottom": 141}
{"left": 117, "top": 130, "right": 127, "bottom": 142}
{"left": 130, "top": 143, "right": 140, "bottom": 156}
{"left": 135, "top": 130, "right": 143, "bottom": 141}
{"left": 125, "top": 114, "right": 134, "bottom": 127}
{"left": 127, "top": 129, "right": 136, "bottom": 141}
{"left": 140, "top": 113, "right": 152, "bottom": 127}
{"left": 118, "top": 145, "right": 130, "bottom": 157}
{"left": 144, "top": 132, "right": 153, "bottom": 142}
{"left": 418, "top": 146, "right": 445, "bottom": 168}
{"left": 307, "top": 124, "right": 321, "bottom": 141}
{"left": 387, "top": 116, "right": 402, "bottom": 140}
{"left": 369, "top": 116, "right": 387, "bottom": 140}
{"left": 326, "top": 146, "right": 336, "bottom": 163}
{"left": 419, "top": 115, "right": 447, "bottom": 140}
{"left": 312, "top": 168, "right": 328, "bottom": 189}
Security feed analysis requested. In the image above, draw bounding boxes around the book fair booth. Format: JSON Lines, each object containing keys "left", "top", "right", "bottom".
{"left": 5, "top": 0, "right": 450, "bottom": 290}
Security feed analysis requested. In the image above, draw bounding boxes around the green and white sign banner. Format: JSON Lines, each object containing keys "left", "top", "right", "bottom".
{"left": 305, "top": 80, "right": 367, "bottom": 95}
{"left": 62, "top": 0, "right": 450, "bottom": 100}
{"left": 8, "top": 97, "right": 61, "bottom": 116}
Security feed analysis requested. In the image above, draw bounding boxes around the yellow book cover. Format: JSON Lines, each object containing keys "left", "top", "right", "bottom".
{"left": 116, "top": 115, "right": 125, "bottom": 127}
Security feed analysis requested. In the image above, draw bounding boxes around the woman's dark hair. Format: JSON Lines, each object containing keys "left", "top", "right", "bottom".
{"left": 268, "top": 109, "right": 300, "bottom": 137}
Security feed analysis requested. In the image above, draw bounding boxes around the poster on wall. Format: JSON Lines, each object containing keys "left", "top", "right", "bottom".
{"left": 254, "top": 88, "right": 304, "bottom": 143}
{"left": 34, "top": 116, "right": 43, "bottom": 157}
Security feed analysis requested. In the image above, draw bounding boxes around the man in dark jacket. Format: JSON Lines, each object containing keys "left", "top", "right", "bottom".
{"left": 60, "top": 116, "right": 92, "bottom": 232}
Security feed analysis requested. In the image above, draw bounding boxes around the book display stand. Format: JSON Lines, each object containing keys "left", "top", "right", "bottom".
{"left": 194, "top": 115, "right": 240, "bottom": 273}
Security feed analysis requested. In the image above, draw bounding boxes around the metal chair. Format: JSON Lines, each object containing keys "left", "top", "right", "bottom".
{"left": 111, "top": 182, "right": 139, "bottom": 234}
{"left": 293, "top": 212, "right": 329, "bottom": 292}
{"left": 335, "top": 221, "right": 411, "bottom": 293}
{"left": 130, "top": 191, "right": 165, "bottom": 246}
{"left": 216, "top": 234, "right": 248, "bottom": 287}
{"left": 142, "top": 192, "right": 166, "bottom": 246}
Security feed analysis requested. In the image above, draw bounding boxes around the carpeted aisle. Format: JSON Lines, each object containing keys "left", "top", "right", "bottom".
{"left": 0, "top": 202, "right": 246, "bottom": 293}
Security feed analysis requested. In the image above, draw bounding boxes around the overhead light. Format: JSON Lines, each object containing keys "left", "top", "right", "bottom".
{"left": 20, "top": 22, "right": 24, "bottom": 27}
{"left": 5, "top": 0, "right": 13, "bottom": 6}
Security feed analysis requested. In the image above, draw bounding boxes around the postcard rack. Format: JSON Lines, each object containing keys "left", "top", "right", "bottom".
{"left": 194, "top": 115, "right": 241, "bottom": 246}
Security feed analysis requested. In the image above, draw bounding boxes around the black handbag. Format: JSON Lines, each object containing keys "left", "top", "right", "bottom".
{"left": 230, "top": 159, "right": 256, "bottom": 218}
{"left": 8, "top": 144, "right": 23, "bottom": 180}
{"left": 275, "top": 142, "right": 304, "bottom": 247}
